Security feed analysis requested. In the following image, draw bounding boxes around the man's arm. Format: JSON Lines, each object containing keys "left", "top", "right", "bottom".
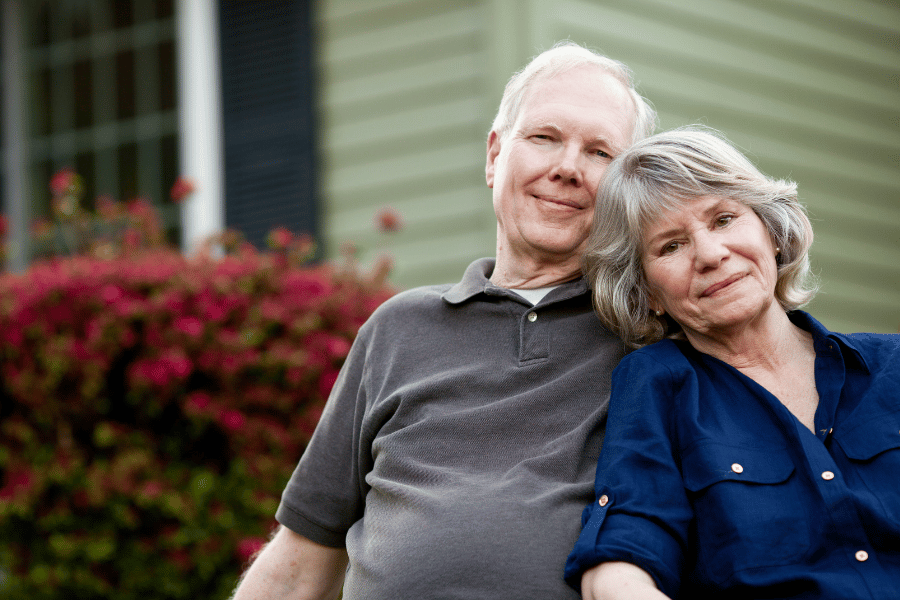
{"left": 231, "top": 525, "right": 348, "bottom": 600}
{"left": 581, "top": 562, "right": 670, "bottom": 600}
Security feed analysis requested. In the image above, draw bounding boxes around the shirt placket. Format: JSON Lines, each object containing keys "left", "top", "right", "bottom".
{"left": 518, "top": 305, "right": 550, "bottom": 365}
{"left": 797, "top": 340, "right": 885, "bottom": 595}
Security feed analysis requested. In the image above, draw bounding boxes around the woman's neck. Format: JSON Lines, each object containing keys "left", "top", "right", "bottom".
{"left": 685, "top": 305, "right": 797, "bottom": 371}
{"left": 687, "top": 309, "right": 820, "bottom": 432}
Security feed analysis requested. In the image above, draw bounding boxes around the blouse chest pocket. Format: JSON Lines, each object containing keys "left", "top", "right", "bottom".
{"left": 836, "top": 410, "right": 900, "bottom": 462}
{"left": 834, "top": 409, "right": 900, "bottom": 520}
{"left": 681, "top": 442, "right": 810, "bottom": 585}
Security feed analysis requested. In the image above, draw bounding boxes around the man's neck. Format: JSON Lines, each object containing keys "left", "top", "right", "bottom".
{"left": 489, "top": 254, "right": 581, "bottom": 289}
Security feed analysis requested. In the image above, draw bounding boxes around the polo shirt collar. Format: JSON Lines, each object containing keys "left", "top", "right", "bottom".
{"left": 442, "top": 258, "right": 589, "bottom": 305}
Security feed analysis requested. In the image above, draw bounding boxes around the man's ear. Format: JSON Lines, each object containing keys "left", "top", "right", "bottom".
{"left": 485, "top": 130, "right": 501, "bottom": 188}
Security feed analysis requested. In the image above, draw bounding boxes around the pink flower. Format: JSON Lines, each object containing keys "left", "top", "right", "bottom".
{"left": 140, "top": 481, "right": 163, "bottom": 499}
{"left": 0, "top": 468, "right": 34, "bottom": 500}
{"left": 375, "top": 207, "right": 403, "bottom": 233}
{"left": 169, "top": 177, "right": 196, "bottom": 203}
{"left": 95, "top": 195, "right": 121, "bottom": 219}
{"left": 167, "top": 352, "right": 192, "bottom": 379}
{"left": 101, "top": 284, "right": 123, "bottom": 304}
{"left": 236, "top": 536, "right": 266, "bottom": 562}
{"left": 168, "top": 548, "right": 193, "bottom": 572}
{"left": 219, "top": 409, "right": 246, "bottom": 432}
{"left": 122, "top": 228, "right": 142, "bottom": 249}
{"left": 49, "top": 168, "right": 76, "bottom": 197}
{"left": 146, "top": 360, "right": 169, "bottom": 387}
{"left": 186, "top": 391, "right": 212, "bottom": 412}
{"left": 174, "top": 317, "right": 203, "bottom": 338}
{"left": 326, "top": 336, "right": 351, "bottom": 359}
{"left": 266, "top": 226, "right": 293, "bottom": 251}
{"left": 318, "top": 368, "right": 340, "bottom": 398}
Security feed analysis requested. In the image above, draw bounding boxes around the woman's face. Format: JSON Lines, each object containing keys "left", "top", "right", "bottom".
{"left": 641, "top": 195, "right": 780, "bottom": 342}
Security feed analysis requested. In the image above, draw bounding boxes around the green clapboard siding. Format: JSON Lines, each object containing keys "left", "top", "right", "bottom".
{"left": 317, "top": 0, "right": 496, "bottom": 287}
{"left": 318, "top": 0, "right": 900, "bottom": 333}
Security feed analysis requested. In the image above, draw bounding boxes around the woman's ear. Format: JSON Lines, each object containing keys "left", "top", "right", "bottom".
{"left": 646, "top": 291, "right": 662, "bottom": 317}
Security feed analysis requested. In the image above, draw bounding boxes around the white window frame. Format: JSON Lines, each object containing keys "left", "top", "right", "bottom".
{"left": 0, "top": 0, "right": 225, "bottom": 268}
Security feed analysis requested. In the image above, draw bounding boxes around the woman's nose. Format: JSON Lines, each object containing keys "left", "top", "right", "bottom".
{"left": 693, "top": 233, "right": 728, "bottom": 270}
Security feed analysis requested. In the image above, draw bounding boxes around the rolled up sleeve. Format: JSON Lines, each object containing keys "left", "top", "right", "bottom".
{"left": 565, "top": 349, "right": 693, "bottom": 597}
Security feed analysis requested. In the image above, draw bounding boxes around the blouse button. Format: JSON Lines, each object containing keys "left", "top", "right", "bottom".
{"left": 598, "top": 495, "right": 609, "bottom": 507}
{"left": 731, "top": 463, "right": 743, "bottom": 474}
{"left": 855, "top": 550, "right": 869, "bottom": 562}
{"left": 527, "top": 312, "right": 538, "bottom": 322}
{"left": 821, "top": 471, "right": 835, "bottom": 481}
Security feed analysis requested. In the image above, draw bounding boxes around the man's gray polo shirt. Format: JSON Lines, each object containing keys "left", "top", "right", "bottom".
{"left": 276, "top": 258, "right": 626, "bottom": 599}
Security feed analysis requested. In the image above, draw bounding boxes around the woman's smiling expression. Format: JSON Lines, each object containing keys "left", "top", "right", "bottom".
{"left": 641, "top": 195, "right": 781, "bottom": 342}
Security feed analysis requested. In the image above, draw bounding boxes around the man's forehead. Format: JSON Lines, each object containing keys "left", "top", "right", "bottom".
{"left": 511, "top": 67, "right": 634, "bottom": 143}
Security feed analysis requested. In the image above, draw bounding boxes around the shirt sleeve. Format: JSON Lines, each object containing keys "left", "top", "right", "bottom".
{"left": 275, "top": 326, "right": 371, "bottom": 547}
{"left": 564, "top": 347, "right": 693, "bottom": 597}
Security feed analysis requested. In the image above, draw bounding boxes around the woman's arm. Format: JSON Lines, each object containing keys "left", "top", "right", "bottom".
{"left": 582, "top": 562, "right": 671, "bottom": 600}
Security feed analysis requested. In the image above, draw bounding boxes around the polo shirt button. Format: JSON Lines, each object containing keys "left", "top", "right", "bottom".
{"left": 855, "top": 550, "right": 869, "bottom": 562}
{"left": 527, "top": 312, "right": 538, "bottom": 322}
{"left": 821, "top": 471, "right": 835, "bottom": 481}
{"left": 731, "top": 463, "right": 743, "bottom": 474}
{"left": 598, "top": 495, "right": 609, "bottom": 507}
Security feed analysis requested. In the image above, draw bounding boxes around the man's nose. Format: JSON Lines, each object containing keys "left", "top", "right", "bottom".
{"left": 549, "top": 145, "right": 583, "bottom": 186}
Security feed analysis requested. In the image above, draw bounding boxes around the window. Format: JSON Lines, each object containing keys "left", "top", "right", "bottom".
{"left": 23, "top": 0, "right": 180, "bottom": 247}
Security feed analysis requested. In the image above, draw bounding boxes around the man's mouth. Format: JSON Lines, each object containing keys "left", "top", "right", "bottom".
{"left": 535, "top": 195, "right": 583, "bottom": 210}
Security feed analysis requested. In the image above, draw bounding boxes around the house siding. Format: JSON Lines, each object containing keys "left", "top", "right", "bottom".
{"left": 317, "top": 0, "right": 900, "bottom": 333}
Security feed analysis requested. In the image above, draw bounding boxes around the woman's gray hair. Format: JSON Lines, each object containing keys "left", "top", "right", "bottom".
{"left": 583, "top": 127, "right": 818, "bottom": 348}
{"left": 490, "top": 41, "right": 658, "bottom": 145}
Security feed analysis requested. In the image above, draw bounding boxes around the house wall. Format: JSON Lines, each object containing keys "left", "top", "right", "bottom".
{"left": 316, "top": 0, "right": 496, "bottom": 286}
{"left": 316, "top": 0, "right": 900, "bottom": 334}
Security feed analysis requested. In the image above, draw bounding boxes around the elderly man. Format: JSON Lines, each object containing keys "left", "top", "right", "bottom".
{"left": 232, "top": 42, "right": 656, "bottom": 600}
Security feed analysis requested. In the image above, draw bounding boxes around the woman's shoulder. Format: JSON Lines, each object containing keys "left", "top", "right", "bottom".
{"left": 841, "top": 330, "right": 900, "bottom": 374}
{"left": 613, "top": 339, "right": 702, "bottom": 395}
{"left": 621, "top": 338, "right": 694, "bottom": 371}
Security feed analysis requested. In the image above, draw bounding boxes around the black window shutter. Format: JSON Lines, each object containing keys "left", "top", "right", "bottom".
{"left": 218, "top": 0, "right": 319, "bottom": 250}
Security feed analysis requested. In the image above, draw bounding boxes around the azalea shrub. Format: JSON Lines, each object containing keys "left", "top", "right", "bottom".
{"left": 0, "top": 187, "right": 396, "bottom": 597}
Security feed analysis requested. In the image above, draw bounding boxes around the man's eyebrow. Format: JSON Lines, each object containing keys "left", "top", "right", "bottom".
{"left": 517, "top": 121, "right": 621, "bottom": 153}
{"left": 522, "top": 120, "right": 562, "bottom": 133}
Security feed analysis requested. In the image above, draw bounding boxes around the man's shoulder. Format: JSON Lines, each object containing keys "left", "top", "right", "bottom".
{"left": 359, "top": 282, "right": 457, "bottom": 337}
{"left": 372, "top": 282, "right": 454, "bottom": 314}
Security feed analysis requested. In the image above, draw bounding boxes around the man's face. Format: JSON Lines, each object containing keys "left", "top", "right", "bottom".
{"left": 486, "top": 67, "right": 635, "bottom": 273}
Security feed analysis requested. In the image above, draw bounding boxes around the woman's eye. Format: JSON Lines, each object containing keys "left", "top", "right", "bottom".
{"left": 595, "top": 149, "right": 611, "bottom": 159}
{"left": 662, "top": 241, "right": 681, "bottom": 254}
{"left": 715, "top": 215, "right": 734, "bottom": 227}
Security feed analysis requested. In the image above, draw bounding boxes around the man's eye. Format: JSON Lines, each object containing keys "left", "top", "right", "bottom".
{"left": 595, "top": 150, "right": 611, "bottom": 159}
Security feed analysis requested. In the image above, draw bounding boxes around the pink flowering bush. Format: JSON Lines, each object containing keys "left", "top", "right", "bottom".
{"left": 0, "top": 183, "right": 395, "bottom": 597}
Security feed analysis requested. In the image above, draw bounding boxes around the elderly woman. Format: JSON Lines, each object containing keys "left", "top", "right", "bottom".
{"left": 564, "top": 128, "right": 900, "bottom": 599}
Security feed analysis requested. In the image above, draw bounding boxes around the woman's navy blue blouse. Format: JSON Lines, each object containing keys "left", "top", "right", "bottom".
{"left": 565, "top": 311, "right": 900, "bottom": 599}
